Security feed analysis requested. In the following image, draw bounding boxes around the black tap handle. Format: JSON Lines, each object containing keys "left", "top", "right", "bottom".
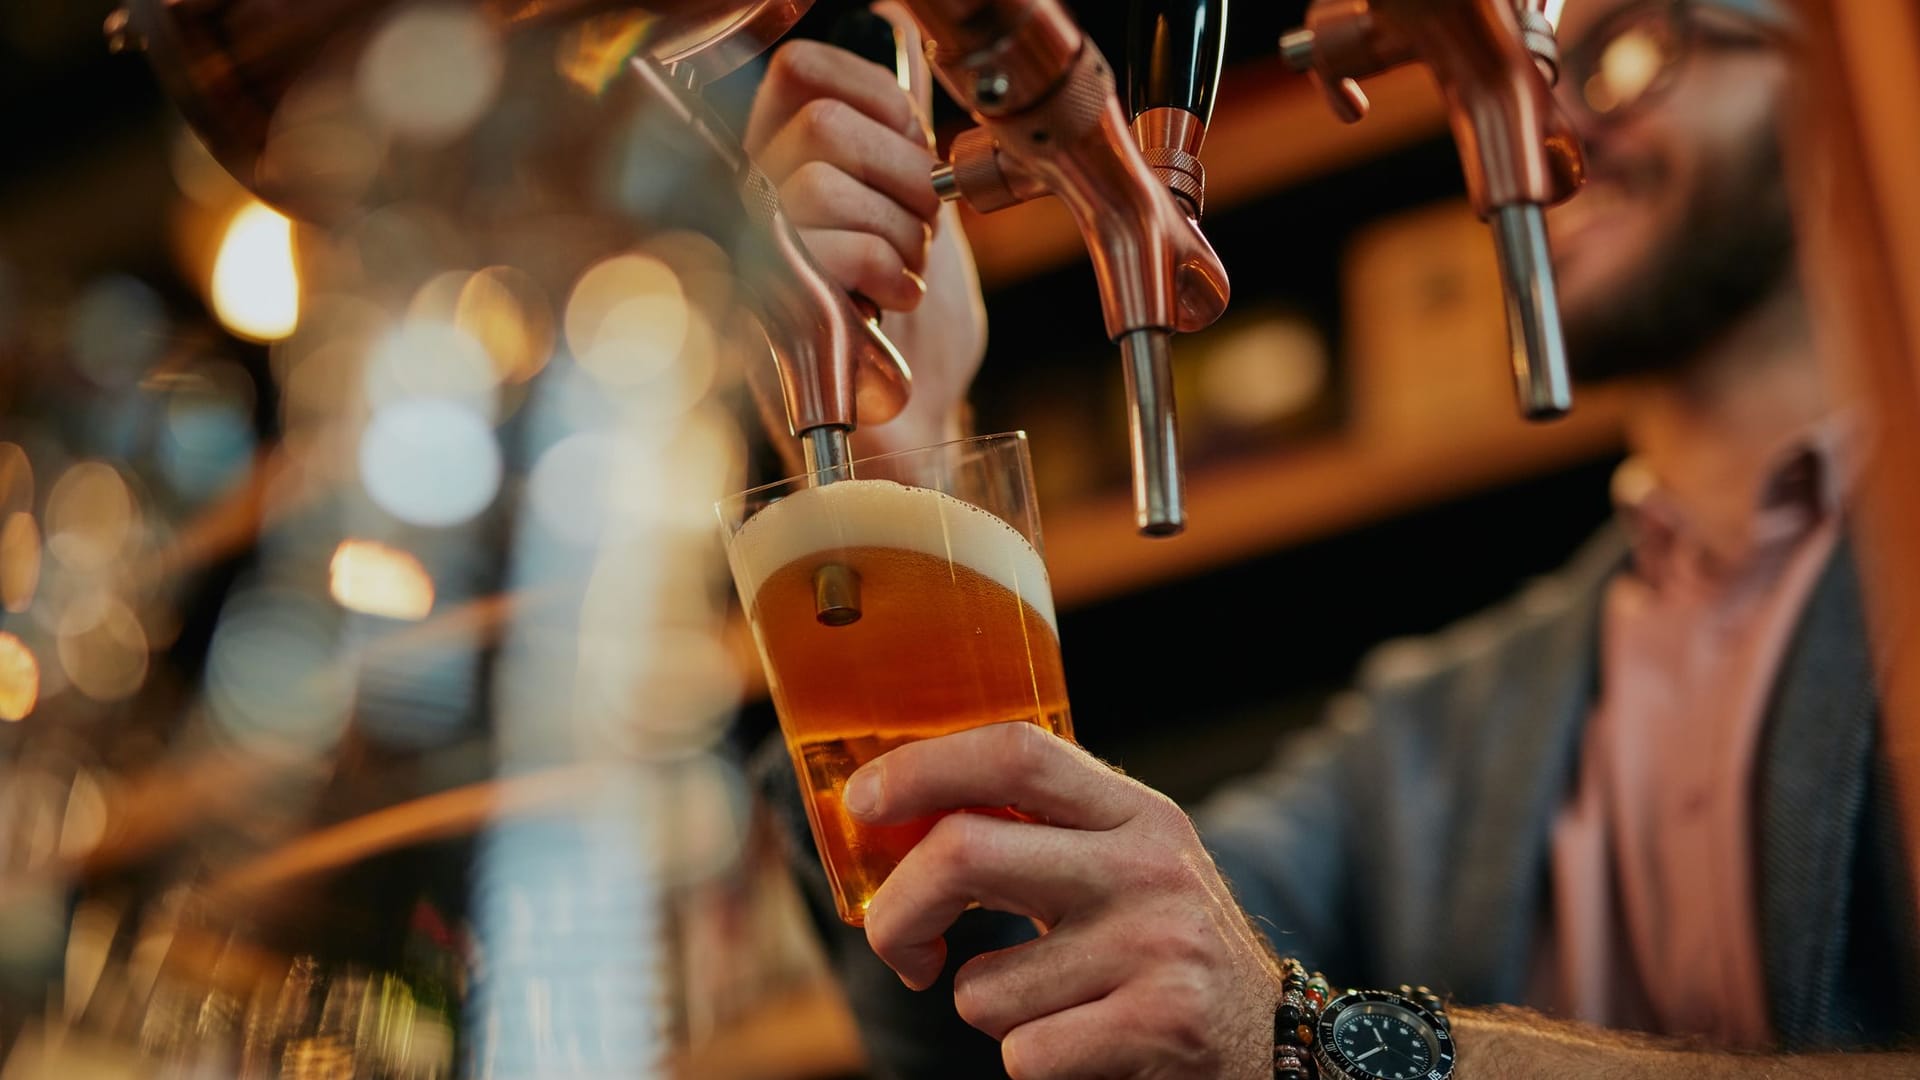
{"left": 1126, "top": 0, "right": 1228, "bottom": 125}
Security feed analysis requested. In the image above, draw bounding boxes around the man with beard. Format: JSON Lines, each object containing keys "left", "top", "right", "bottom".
{"left": 745, "top": 0, "right": 1920, "bottom": 1075}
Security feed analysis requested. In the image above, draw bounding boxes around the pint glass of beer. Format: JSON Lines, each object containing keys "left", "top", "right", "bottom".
{"left": 717, "top": 432, "right": 1071, "bottom": 925}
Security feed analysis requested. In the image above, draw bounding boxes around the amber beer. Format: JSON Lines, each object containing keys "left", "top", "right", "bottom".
{"left": 727, "top": 471, "right": 1071, "bottom": 925}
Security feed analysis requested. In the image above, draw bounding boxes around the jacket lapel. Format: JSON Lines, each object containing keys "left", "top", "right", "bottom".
{"left": 1754, "top": 543, "right": 1880, "bottom": 1047}
{"left": 1443, "top": 527, "right": 1623, "bottom": 1003}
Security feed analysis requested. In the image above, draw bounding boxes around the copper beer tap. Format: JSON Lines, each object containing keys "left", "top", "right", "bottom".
{"left": 622, "top": 57, "right": 910, "bottom": 487}
{"left": 1280, "top": 0, "right": 1585, "bottom": 419}
{"left": 911, "top": 0, "right": 1232, "bottom": 537}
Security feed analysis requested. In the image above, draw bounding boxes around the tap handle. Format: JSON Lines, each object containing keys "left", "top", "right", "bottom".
{"left": 1126, "top": 0, "right": 1227, "bottom": 127}
{"left": 1127, "top": 0, "right": 1227, "bottom": 216}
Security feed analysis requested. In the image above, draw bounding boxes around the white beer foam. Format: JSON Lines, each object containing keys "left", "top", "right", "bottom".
{"left": 729, "top": 478, "right": 1057, "bottom": 633}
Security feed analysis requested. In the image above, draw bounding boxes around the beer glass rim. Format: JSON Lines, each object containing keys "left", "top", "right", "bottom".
{"left": 715, "top": 430, "right": 1030, "bottom": 508}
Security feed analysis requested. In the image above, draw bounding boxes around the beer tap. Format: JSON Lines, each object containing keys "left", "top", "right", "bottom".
{"left": 911, "top": 0, "right": 1231, "bottom": 537}
{"left": 623, "top": 58, "right": 896, "bottom": 625}
{"left": 1279, "top": 0, "right": 1584, "bottom": 419}
{"left": 624, "top": 58, "right": 911, "bottom": 489}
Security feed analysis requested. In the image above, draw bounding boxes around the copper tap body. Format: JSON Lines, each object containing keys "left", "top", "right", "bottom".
{"left": 910, "top": 0, "right": 1229, "bottom": 339}
{"left": 628, "top": 59, "right": 911, "bottom": 435}
{"left": 1295, "top": 0, "right": 1584, "bottom": 216}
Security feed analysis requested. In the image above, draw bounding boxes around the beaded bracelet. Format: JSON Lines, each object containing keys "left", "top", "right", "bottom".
{"left": 1273, "top": 957, "right": 1334, "bottom": 1080}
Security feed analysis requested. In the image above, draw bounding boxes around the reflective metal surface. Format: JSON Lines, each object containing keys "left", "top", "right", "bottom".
{"left": 907, "top": 0, "right": 1229, "bottom": 534}
{"left": 1492, "top": 205, "right": 1572, "bottom": 418}
{"left": 1279, "top": 0, "right": 1585, "bottom": 419}
{"left": 1120, "top": 328, "right": 1184, "bottom": 536}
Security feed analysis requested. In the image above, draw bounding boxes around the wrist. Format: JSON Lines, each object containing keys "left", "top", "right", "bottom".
{"left": 1447, "top": 1006, "right": 1670, "bottom": 1080}
{"left": 1284, "top": 965, "right": 1456, "bottom": 1080}
{"left": 1270, "top": 958, "right": 1333, "bottom": 1080}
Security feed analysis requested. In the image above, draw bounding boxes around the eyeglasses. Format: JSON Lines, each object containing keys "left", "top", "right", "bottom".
{"left": 1559, "top": 0, "right": 1776, "bottom": 122}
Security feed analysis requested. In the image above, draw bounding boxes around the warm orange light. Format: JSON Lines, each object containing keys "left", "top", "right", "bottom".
{"left": 565, "top": 254, "right": 688, "bottom": 388}
{"left": 0, "top": 441, "right": 31, "bottom": 516}
{"left": 0, "top": 632, "right": 36, "bottom": 721}
{"left": 45, "top": 462, "right": 135, "bottom": 572}
{"left": 329, "top": 540, "right": 435, "bottom": 620}
{"left": 557, "top": 11, "right": 653, "bottom": 97}
{"left": 58, "top": 593, "right": 150, "bottom": 703}
{"left": 211, "top": 201, "right": 300, "bottom": 342}
{"left": 457, "top": 266, "right": 555, "bottom": 383}
{"left": 0, "top": 512, "right": 40, "bottom": 612}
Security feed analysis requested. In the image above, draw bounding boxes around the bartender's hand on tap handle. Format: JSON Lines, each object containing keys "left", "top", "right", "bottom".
{"left": 745, "top": 2, "right": 985, "bottom": 456}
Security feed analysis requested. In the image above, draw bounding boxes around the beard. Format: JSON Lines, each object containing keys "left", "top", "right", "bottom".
{"left": 1562, "top": 123, "right": 1798, "bottom": 384}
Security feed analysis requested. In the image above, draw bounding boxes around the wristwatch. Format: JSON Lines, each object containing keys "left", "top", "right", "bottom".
{"left": 1312, "top": 985, "right": 1456, "bottom": 1080}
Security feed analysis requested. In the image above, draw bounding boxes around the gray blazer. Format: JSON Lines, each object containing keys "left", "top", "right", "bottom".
{"left": 754, "top": 527, "right": 1919, "bottom": 1077}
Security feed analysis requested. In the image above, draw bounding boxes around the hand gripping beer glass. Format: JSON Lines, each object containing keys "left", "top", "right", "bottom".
{"left": 717, "top": 433, "right": 1072, "bottom": 925}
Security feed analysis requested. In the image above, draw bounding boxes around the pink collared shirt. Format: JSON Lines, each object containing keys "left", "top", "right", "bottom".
{"left": 1534, "top": 419, "right": 1857, "bottom": 1048}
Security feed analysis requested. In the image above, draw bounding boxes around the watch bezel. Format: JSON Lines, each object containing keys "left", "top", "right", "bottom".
{"left": 1312, "top": 989, "right": 1456, "bottom": 1080}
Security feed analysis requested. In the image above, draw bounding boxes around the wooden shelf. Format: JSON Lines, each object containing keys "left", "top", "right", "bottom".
{"left": 1042, "top": 390, "right": 1627, "bottom": 608}
{"left": 957, "top": 63, "right": 1450, "bottom": 287}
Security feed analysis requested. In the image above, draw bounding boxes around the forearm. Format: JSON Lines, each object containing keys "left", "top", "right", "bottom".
{"left": 1454, "top": 1005, "right": 1919, "bottom": 1079}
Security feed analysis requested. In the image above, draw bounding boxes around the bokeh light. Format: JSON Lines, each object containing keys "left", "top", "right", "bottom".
{"left": 0, "top": 632, "right": 37, "bottom": 721}
{"left": 330, "top": 539, "right": 435, "bottom": 620}
{"left": 205, "top": 588, "right": 349, "bottom": 751}
{"left": 0, "top": 442, "right": 29, "bottom": 517}
{"left": 653, "top": 408, "right": 744, "bottom": 531}
{"left": 1, "top": 512, "right": 40, "bottom": 613}
{"left": 526, "top": 429, "right": 675, "bottom": 548}
{"left": 58, "top": 772, "right": 108, "bottom": 859}
{"left": 1197, "top": 315, "right": 1329, "bottom": 428}
{"left": 565, "top": 254, "right": 689, "bottom": 388}
{"left": 56, "top": 592, "right": 149, "bottom": 703}
{"left": 357, "top": 5, "right": 504, "bottom": 143}
{"left": 527, "top": 431, "right": 620, "bottom": 547}
{"left": 364, "top": 318, "right": 500, "bottom": 418}
{"left": 358, "top": 399, "right": 502, "bottom": 527}
{"left": 528, "top": 409, "right": 741, "bottom": 546}
{"left": 44, "top": 462, "right": 136, "bottom": 573}
{"left": 69, "top": 275, "right": 167, "bottom": 389}
{"left": 156, "top": 362, "right": 257, "bottom": 499}
{"left": 1586, "top": 24, "right": 1668, "bottom": 114}
{"left": 457, "top": 266, "right": 555, "bottom": 383}
{"left": 211, "top": 201, "right": 300, "bottom": 342}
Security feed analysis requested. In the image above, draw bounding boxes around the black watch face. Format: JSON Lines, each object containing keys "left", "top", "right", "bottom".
{"left": 1316, "top": 991, "right": 1455, "bottom": 1080}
